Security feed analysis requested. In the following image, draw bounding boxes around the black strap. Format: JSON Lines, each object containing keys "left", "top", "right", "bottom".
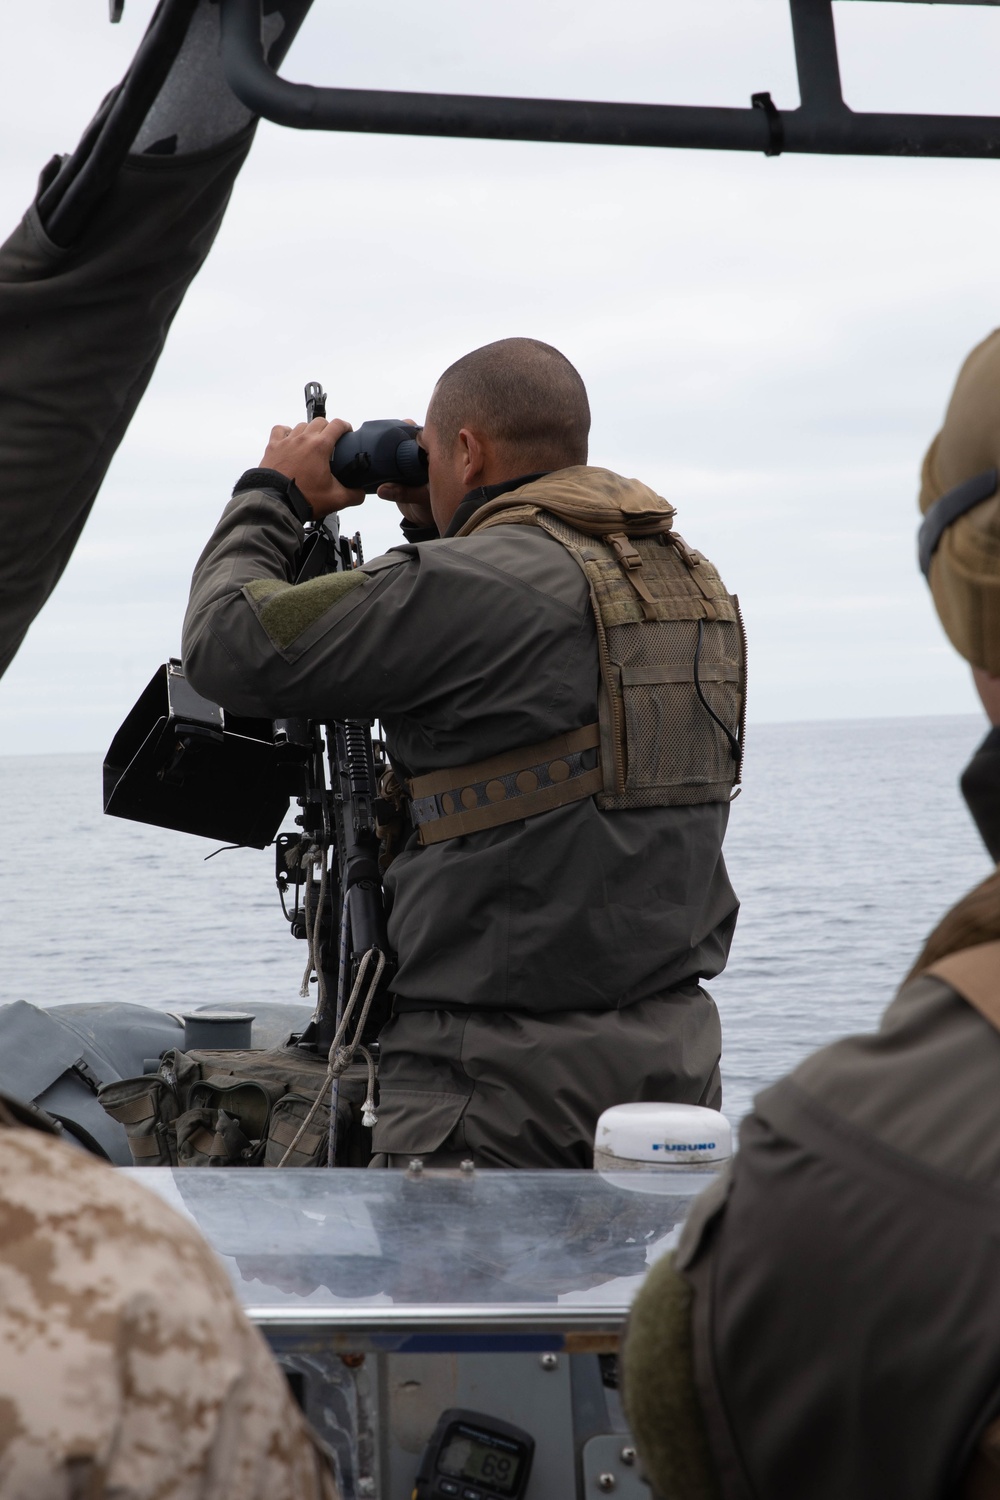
{"left": 751, "top": 92, "right": 784, "bottom": 158}
{"left": 232, "top": 467, "right": 313, "bottom": 524}
{"left": 918, "top": 467, "right": 999, "bottom": 579}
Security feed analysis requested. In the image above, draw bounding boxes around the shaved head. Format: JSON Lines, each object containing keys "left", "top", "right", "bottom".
{"left": 427, "top": 337, "right": 590, "bottom": 472}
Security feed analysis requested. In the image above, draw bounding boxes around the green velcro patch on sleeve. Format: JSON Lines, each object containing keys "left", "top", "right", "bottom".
{"left": 244, "top": 570, "right": 367, "bottom": 649}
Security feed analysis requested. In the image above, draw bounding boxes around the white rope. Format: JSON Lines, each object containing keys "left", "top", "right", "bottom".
{"left": 276, "top": 946, "right": 386, "bottom": 1168}
{"left": 326, "top": 947, "right": 386, "bottom": 1163}
{"left": 358, "top": 1046, "right": 378, "bottom": 1129}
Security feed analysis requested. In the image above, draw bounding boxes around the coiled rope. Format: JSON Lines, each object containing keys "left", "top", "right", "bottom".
{"left": 277, "top": 945, "right": 386, "bottom": 1168}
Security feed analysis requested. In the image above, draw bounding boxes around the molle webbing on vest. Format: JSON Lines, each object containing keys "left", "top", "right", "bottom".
{"left": 458, "top": 467, "right": 746, "bottom": 812}
{"left": 926, "top": 940, "right": 1000, "bottom": 1032}
{"left": 407, "top": 724, "right": 602, "bottom": 845}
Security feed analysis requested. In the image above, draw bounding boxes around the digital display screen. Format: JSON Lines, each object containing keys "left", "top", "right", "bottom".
{"left": 439, "top": 1430, "right": 523, "bottom": 1495}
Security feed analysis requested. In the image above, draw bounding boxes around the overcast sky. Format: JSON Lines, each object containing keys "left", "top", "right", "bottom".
{"left": 3, "top": 0, "right": 1000, "bottom": 754}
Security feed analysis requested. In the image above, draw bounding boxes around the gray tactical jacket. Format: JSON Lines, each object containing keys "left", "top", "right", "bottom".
{"left": 0, "top": 0, "right": 309, "bottom": 679}
{"left": 677, "top": 964, "right": 1000, "bottom": 1500}
{"left": 183, "top": 469, "right": 739, "bottom": 1020}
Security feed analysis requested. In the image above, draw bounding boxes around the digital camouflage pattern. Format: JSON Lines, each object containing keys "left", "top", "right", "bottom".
{"left": 0, "top": 1114, "right": 338, "bottom": 1499}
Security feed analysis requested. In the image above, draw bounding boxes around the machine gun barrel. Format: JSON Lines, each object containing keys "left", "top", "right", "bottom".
{"left": 332, "top": 720, "right": 385, "bottom": 951}
{"left": 290, "top": 380, "right": 394, "bottom": 1063}
{"left": 307, "top": 716, "right": 391, "bottom": 1056}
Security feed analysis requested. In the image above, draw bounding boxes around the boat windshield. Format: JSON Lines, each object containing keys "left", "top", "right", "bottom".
{"left": 126, "top": 1166, "right": 718, "bottom": 1346}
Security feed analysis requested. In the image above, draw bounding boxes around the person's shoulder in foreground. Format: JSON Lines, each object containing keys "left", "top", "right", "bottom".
{"left": 621, "top": 327, "right": 1000, "bottom": 1500}
{"left": 622, "top": 892, "right": 1000, "bottom": 1500}
{"left": 0, "top": 1091, "right": 337, "bottom": 1500}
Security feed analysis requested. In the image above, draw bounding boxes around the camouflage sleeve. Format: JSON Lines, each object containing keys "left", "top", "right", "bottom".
{"left": 0, "top": 1128, "right": 339, "bottom": 1500}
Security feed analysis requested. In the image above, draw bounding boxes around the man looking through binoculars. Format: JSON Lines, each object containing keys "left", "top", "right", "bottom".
{"left": 183, "top": 337, "right": 742, "bottom": 1168}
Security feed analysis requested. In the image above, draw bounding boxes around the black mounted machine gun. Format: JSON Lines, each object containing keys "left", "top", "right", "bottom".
{"left": 269, "top": 381, "right": 399, "bottom": 1081}
{"left": 102, "top": 383, "right": 418, "bottom": 1119}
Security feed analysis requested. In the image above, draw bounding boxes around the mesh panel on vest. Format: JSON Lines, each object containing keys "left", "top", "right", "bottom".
{"left": 611, "top": 617, "right": 742, "bottom": 806}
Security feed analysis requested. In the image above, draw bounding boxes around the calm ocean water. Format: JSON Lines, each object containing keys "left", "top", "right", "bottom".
{"left": 0, "top": 715, "right": 991, "bottom": 1126}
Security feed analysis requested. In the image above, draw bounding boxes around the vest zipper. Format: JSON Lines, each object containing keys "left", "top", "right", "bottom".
{"left": 733, "top": 593, "right": 748, "bottom": 787}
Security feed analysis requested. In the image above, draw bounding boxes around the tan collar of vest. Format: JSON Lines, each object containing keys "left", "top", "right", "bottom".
{"left": 454, "top": 465, "right": 676, "bottom": 539}
{"left": 926, "top": 940, "right": 1000, "bottom": 1032}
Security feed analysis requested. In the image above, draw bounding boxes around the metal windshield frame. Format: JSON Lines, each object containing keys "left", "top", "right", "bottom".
{"left": 218, "top": 0, "right": 1000, "bottom": 160}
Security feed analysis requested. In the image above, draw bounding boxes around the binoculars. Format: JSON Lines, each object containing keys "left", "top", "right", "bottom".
{"left": 331, "top": 419, "right": 429, "bottom": 493}
{"left": 304, "top": 385, "right": 428, "bottom": 494}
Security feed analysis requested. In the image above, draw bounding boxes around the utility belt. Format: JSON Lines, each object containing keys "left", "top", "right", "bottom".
{"left": 97, "top": 1045, "right": 373, "bottom": 1169}
{"left": 405, "top": 724, "right": 602, "bottom": 844}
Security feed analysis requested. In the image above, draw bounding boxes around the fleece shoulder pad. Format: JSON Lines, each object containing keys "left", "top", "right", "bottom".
{"left": 244, "top": 570, "right": 366, "bottom": 650}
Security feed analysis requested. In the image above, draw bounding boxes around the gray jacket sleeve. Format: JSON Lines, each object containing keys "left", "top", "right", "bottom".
{"left": 182, "top": 484, "right": 436, "bottom": 724}
{"left": 0, "top": 128, "right": 254, "bottom": 679}
{"left": 0, "top": 0, "right": 316, "bottom": 680}
{"left": 182, "top": 482, "right": 595, "bottom": 754}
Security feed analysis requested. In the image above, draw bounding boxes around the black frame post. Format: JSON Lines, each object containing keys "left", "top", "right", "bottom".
{"left": 219, "top": 0, "right": 1000, "bottom": 160}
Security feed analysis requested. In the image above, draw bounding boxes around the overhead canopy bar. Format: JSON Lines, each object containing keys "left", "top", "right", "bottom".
{"left": 218, "top": 0, "right": 1000, "bottom": 159}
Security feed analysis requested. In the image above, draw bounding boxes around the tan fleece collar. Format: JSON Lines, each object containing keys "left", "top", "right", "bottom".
{"left": 454, "top": 465, "right": 676, "bottom": 538}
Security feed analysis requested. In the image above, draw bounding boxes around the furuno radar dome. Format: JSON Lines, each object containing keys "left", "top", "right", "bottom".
{"left": 593, "top": 1102, "right": 733, "bottom": 1171}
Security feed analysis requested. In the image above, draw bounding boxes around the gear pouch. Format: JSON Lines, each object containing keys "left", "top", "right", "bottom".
{"left": 176, "top": 1106, "right": 263, "bottom": 1167}
{"left": 265, "top": 1091, "right": 333, "bottom": 1168}
{"left": 97, "top": 1075, "right": 180, "bottom": 1166}
{"left": 188, "top": 1074, "right": 286, "bottom": 1143}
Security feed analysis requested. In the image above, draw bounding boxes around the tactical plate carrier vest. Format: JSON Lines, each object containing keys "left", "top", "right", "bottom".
{"left": 405, "top": 467, "right": 746, "bottom": 844}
